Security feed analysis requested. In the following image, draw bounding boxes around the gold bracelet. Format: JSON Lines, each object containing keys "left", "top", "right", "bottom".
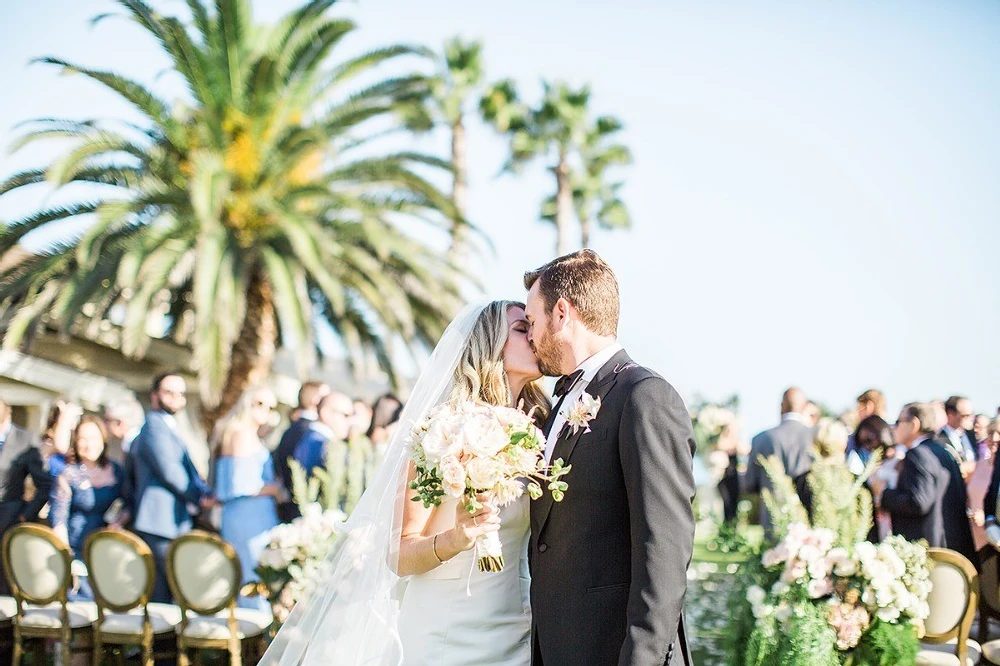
{"left": 431, "top": 533, "right": 445, "bottom": 564}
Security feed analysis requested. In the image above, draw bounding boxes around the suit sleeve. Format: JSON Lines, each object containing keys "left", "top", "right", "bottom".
{"left": 743, "top": 434, "right": 773, "bottom": 495}
{"left": 618, "top": 377, "right": 696, "bottom": 666}
{"left": 21, "top": 437, "right": 53, "bottom": 522}
{"left": 880, "top": 453, "right": 936, "bottom": 517}
{"left": 138, "top": 423, "right": 205, "bottom": 505}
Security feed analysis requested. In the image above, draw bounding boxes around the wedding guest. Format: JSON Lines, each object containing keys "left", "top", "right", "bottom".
{"left": 975, "top": 414, "right": 992, "bottom": 458}
{"left": 51, "top": 415, "right": 125, "bottom": 600}
{"left": 851, "top": 415, "right": 899, "bottom": 542}
{"left": 129, "top": 372, "right": 214, "bottom": 603}
{"left": 814, "top": 418, "right": 849, "bottom": 460}
{"left": 293, "top": 392, "right": 353, "bottom": 476}
{"left": 967, "top": 418, "right": 1000, "bottom": 551}
{"left": 877, "top": 403, "right": 975, "bottom": 563}
{"left": 847, "top": 389, "right": 886, "bottom": 456}
{"left": 929, "top": 400, "right": 948, "bottom": 433}
{"left": 352, "top": 399, "right": 373, "bottom": 438}
{"left": 273, "top": 380, "right": 330, "bottom": 522}
{"left": 366, "top": 393, "right": 403, "bottom": 452}
{"left": 941, "top": 395, "right": 978, "bottom": 463}
{"left": 212, "top": 387, "right": 281, "bottom": 611}
{"left": 0, "top": 397, "right": 52, "bottom": 595}
{"left": 803, "top": 401, "right": 821, "bottom": 428}
{"left": 977, "top": 418, "right": 1000, "bottom": 549}
{"left": 40, "top": 400, "right": 82, "bottom": 504}
{"left": 744, "top": 387, "right": 814, "bottom": 533}
{"left": 103, "top": 397, "right": 145, "bottom": 464}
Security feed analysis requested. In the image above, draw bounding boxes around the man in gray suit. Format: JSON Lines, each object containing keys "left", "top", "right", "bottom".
{"left": 744, "top": 387, "right": 816, "bottom": 533}
{"left": 126, "top": 372, "right": 213, "bottom": 602}
{"left": 0, "top": 397, "right": 53, "bottom": 594}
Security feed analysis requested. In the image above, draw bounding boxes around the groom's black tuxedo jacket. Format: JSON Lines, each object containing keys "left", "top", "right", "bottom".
{"left": 530, "top": 349, "right": 696, "bottom": 666}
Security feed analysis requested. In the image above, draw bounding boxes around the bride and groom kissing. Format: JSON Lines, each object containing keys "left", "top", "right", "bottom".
{"left": 262, "top": 249, "right": 696, "bottom": 666}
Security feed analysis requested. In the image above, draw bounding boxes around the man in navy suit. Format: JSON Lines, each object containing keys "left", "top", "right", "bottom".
{"left": 126, "top": 372, "right": 213, "bottom": 602}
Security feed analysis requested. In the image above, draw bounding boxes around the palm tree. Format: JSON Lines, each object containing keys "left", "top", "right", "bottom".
{"left": 0, "top": 0, "right": 466, "bottom": 432}
{"left": 574, "top": 116, "right": 632, "bottom": 248}
{"left": 482, "top": 80, "right": 631, "bottom": 256}
{"left": 426, "top": 37, "right": 485, "bottom": 265}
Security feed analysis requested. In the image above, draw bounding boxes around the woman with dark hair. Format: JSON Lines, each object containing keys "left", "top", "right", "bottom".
{"left": 51, "top": 414, "right": 126, "bottom": 600}
{"left": 366, "top": 393, "right": 403, "bottom": 449}
{"left": 848, "top": 415, "right": 896, "bottom": 473}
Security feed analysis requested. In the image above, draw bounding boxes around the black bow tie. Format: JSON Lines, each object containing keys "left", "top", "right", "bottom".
{"left": 553, "top": 369, "right": 584, "bottom": 399}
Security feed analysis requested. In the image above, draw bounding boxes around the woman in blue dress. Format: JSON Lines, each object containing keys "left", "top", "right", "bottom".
{"left": 212, "top": 387, "right": 282, "bottom": 611}
{"left": 51, "top": 414, "right": 125, "bottom": 601}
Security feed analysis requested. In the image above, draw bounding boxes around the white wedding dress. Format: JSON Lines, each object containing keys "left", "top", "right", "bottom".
{"left": 397, "top": 494, "right": 532, "bottom": 665}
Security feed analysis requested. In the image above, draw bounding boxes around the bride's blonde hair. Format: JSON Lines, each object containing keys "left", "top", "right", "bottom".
{"left": 449, "top": 300, "right": 550, "bottom": 424}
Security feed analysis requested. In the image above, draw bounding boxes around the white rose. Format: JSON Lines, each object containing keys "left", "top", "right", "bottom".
{"left": 746, "top": 585, "right": 766, "bottom": 607}
{"left": 833, "top": 557, "right": 858, "bottom": 578}
{"left": 440, "top": 455, "right": 467, "bottom": 498}
{"left": 798, "top": 544, "right": 822, "bottom": 564}
{"left": 259, "top": 547, "right": 289, "bottom": 570}
{"left": 854, "top": 542, "right": 877, "bottom": 564}
{"left": 466, "top": 457, "right": 502, "bottom": 489}
{"left": 462, "top": 415, "right": 510, "bottom": 459}
{"left": 420, "top": 416, "right": 464, "bottom": 464}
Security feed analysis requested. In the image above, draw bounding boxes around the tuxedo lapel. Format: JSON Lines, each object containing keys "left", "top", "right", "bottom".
{"left": 533, "top": 350, "right": 632, "bottom": 538}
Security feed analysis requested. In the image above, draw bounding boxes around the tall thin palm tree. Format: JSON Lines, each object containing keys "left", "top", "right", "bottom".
{"left": 574, "top": 116, "right": 632, "bottom": 248}
{"left": 483, "top": 80, "right": 630, "bottom": 256}
{"left": 427, "top": 37, "right": 485, "bottom": 265}
{"left": 0, "top": 0, "right": 465, "bottom": 431}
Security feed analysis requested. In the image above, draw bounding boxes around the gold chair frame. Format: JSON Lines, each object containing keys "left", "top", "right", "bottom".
{"left": 167, "top": 530, "right": 265, "bottom": 666}
{"left": 1, "top": 523, "right": 93, "bottom": 666}
{"left": 921, "top": 547, "right": 980, "bottom": 665}
{"left": 84, "top": 528, "right": 178, "bottom": 666}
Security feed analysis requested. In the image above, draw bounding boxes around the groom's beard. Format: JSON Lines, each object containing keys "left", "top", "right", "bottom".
{"left": 531, "top": 330, "right": 563, "bottom": 377}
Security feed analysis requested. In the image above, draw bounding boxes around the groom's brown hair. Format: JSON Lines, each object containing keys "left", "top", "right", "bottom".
{"left": 524, "top": 249, "right": 619, "bottom": 336}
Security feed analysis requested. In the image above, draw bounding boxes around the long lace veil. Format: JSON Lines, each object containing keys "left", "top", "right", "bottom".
{"left": 259, "top": 302, "right": 487, "bottom": 665}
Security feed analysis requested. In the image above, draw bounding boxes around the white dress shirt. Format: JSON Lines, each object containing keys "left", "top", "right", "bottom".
{"left": 545, "top": 342, "right": 623, "bottom": 462}
{"left": 942, "top": 424, "right": 976, "bottom": 462}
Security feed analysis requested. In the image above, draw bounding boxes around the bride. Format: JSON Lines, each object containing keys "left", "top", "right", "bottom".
{"left": 261, "top": 300, "right": 550, "bottom": 665}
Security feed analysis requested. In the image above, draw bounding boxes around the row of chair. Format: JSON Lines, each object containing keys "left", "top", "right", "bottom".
{"left": 0, "top": 523, "right": 272, "bottom": 665}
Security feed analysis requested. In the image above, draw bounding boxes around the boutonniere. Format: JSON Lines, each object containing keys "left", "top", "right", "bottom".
{"left": 565, "top": 393, "right": 602, "bottom": 435}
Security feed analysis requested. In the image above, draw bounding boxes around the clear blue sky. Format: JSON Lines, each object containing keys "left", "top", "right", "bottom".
{"left": 1, "top": 0, "right": 998, "bottom": 438}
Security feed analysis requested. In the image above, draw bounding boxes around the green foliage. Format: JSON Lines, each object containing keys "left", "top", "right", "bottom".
{"left": 743, "top": 602, "right": 840, "bottom": 666}
{"left": 759, "top": 455, "right": 809, "bottom": 540}
{"left": 848, "top": 620, "right": 918, "bottom": 666}
{"left": 808, "top": 452, "right": 881, "bottom": 549}
{"left": 289, "top": 435, "right": 375, "bottom": 514}
{"left": 0, "top": 0, "right": 466, "bottom": 407}
{"left": 725, "top": 557, "right": 774, "bottom": 665}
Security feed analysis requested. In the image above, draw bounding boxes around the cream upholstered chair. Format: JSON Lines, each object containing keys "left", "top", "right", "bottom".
{"left": 1, "top": 523, "right": 97, "bottom": 666}
{"left": 916, "top": 548, "right": 981, "bottom": 666}
{"left": 166, "top": 531, "right": 270, "bottom": 666}
{"left": 83, "top": 529, "right": 181, "bottom": 666}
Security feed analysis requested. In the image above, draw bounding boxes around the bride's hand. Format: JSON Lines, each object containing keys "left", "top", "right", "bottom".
{"left": 448, "top": 495, "right": 500, "bottom": 552}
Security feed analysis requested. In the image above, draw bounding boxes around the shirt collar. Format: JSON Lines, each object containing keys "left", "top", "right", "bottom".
{"left": 0, "top": 422, "right": 10, "bottom": 446}
{"left": 157, "top": 411, "right": 178, "bottom": 431}
{"left": 942, "top": 424, "right": 965, "bottom": 440}
{"left": 298, "top": 410, "right": 318, "bottom": 422}
{"left": 574, "top": 342, "right": 623, "bottom": 384}
{"left": 910, "top": 434, "right": 931, "bottom": 450}
{"left": 781, "top": 412, "right": 810, "bottom": 425}
{"left": 310, "top": 421, "right": 335, "bottom": 440}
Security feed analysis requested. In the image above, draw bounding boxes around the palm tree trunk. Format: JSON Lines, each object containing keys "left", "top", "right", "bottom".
{"left": 199, "top": 265, "right": 278, "bottom": 436}
{"left": 554, "top": 154, "right": 573, "bottom": 256}
{"left": 581, "top": 216, "right": 592, "bottom": 248}
{"left": 447, "top": 118, "right": 468, "bottom": 265}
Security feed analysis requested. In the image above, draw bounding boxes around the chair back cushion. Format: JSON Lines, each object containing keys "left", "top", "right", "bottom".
{"left": 86, "top": 532, "right": 151, "bottom": 609}
{"left": 925, "top": 556, "right": 971, "bottom": 637}
{"left": 6, "top": 528, "right": 68, "bottom": 602}
{"left": 169, "top": 536, "right": 239, "bottom": 613}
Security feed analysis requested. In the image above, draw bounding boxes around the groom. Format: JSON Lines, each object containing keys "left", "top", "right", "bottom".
{"left": 524, "top": 250, "right": 695, "bottom": 666}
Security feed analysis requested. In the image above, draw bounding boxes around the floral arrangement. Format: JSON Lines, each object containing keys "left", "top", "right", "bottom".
{"left": 727, "top": 453, "right": 931, "bottom": 665}
{"left": 254, "top": 502, "right": 346, "bottom": 622}
{"left": 409, "top": 400, "right": 570, "bottom": 572}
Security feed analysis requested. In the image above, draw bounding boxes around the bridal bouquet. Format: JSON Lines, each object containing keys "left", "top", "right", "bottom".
{"left": 409, "top": 401, "right": 570, "bottom": 572}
